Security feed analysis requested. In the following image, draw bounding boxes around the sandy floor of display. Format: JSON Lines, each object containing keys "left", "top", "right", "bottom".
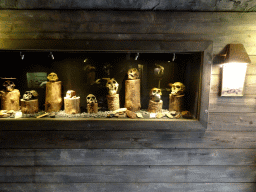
{"left": 0, "top": 109, "right": 194, "bottom": 120}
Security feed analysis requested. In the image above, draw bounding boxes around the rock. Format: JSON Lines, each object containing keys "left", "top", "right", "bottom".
{"left": 7, "top": 110, "right": 15, "bottom": 114}
{"left": 113, "top": 108, "right": 127, "bottom": 113}
{"left": 136, "top": 113, "right": 143, "bottom": 118}
{"left": 126, "top": 110, "right": 136, "bottom": 119}
{"left": 175, "top": 113, "right": 181, "bottom": 119}
{"left": 181, "top": 111, "right": 193, "bottom": 119}
{"left": 166, "top": 113, "right": 174, "bottom": 119}
{"left": 107, "top": 113, "right": 115, "bottom": 118}
{"left": 50, "top": 112, "right": 56, "bottom": 118}
{"left": 170, "top": 111, "right": 176, "bottom": 116}
{"left": 156, "top": 113, "right": 164, "bottom": 118}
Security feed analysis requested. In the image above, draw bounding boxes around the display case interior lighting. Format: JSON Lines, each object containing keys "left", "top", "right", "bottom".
{"left": 221, "top": 44, "right": 251, "bottom": 96}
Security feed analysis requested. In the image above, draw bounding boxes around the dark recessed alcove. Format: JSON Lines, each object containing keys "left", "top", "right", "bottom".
{"left": 0, "top": 40, "right": 212, "bottom": 128}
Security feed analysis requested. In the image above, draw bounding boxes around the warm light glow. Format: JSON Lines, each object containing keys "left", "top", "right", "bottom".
{"left": 221, "top": 62, "right": 247, "bottom": 96}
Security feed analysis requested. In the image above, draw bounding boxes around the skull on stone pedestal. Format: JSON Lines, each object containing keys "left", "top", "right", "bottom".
{"left": 86, "top": 94, "right": 97, "bottom": 104}
{"left": 47, "top": 72, "right": 58, "bottom": 82}
{"left": 149, "top": 88, "right": 162, "bottom": 102}
{"left": 3, "top": 80, "right": 15, "bottom": 92}
{"left": 106, "top": 78, "right": 119, "bottom": 95}
{"left": 127, "top": 68, "right": 139, "bottom": 80}
{"left": 171, "top": 82, "right": 185, "bottom": 95}
{"left": 66, "top": 90, "right": 76, "bottom": 98}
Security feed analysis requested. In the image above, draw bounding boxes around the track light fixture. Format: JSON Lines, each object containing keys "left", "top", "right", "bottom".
{"left": 20, "top": 52, "right": 24, "bottom": 60}
{"left": 172, "top": 53, "right": 176, "bottom": 62}
{"left": 135, "top": 53, "right": 139, "bottom": 60}
{"left": 49, "top": 52, "right": 54, "bottom": 60}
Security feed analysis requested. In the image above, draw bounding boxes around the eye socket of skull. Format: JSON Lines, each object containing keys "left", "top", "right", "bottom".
{"left": 176, "top": 86, "right": 180, "bottom": 89}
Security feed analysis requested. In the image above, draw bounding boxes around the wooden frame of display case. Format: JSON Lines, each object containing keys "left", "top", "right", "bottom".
{"left": 0, "top": 40, "right": 212, "bottom": 129}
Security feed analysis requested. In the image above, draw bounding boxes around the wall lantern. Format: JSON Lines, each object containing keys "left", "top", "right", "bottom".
{"left": 221, "top": 44, "right": 251, "bottom": 96}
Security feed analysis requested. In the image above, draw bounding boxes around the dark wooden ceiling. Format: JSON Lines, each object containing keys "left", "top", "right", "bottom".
{"left": 1, "top": 0, "right": 256, "bottom": 11}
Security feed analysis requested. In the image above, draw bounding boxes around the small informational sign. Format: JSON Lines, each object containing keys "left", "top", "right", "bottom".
{"left": 27, "top": 72, "right": 47, "bottom": 88}
{"left": 150, "top": 113, "right": 156, "bottom": 118}
{"left": 136, "top": 113, "right": 143, "bottom": 118}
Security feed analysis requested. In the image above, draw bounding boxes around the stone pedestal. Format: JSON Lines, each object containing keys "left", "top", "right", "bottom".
{"left": 169, "top": 94, "right": 184, "bottom": 112}
{"left": 64, "top": 97, "right": 80, "bottom": 114}
{"left": 20, "top": 99, "right": 39, "bottom": 114}
{"left": 148, "top": 100, "right": 163, "bottom": 113}
{"left": 0, "top": 89, "right": 20, "bottom": 111}
{"left": 45, "top": 81, "right": 62, "bottom": 112}
{"left": 107, "top": 94, "right": 120, "bottom": 111}
{"left": 87, "top": 103, "right": 98, "bottom": 113}
{"left": 125, "top": 79, "right": 141, "bottom": 112}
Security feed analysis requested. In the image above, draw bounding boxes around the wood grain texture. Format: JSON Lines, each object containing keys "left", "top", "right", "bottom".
{"left": 1, "top": 131, "right": 256, "bottom": 149}
{"left": 1, "top": 149, "right": 256, "bottom": 166}
{"left": 208, "top": 112, "right": 256, "bottom": 131}
{"left": 0, "top": 11, "right": 255, "bottom": 54}
{"left": 0, "top": 119, "right": 205, "bottom": 131}
{"left": 0, "top": 0, "right": 256, "bottom": 12}
{"left": 1, "top": 183, "right": 255, "bottom": 192}
{"left": 0, "top": 166, "right": 255, "bottom": 183}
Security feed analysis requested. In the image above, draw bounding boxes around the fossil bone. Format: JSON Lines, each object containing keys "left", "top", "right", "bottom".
{"left": 22, "top": 90, "right": 38, "bottom": 100}
{"left": 66, "top": 90, "right": 76, "bottom": 98}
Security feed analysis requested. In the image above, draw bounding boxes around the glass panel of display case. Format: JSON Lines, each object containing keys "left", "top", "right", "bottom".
{"left": 0, "top": 51, "right": 202, "bottom": 120}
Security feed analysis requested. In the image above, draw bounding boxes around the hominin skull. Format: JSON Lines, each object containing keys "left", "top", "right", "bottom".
{"left": 3, "top": 80, "right": 15, "bottom": 92}
{"left": 127, "top": 68, "right": 139, "bottom": 80}
{"left": 66, "top": 90, "right": 76, "bottom": 98}
{"left": 171, "top": 82, "right": 185, "bottom": 95}
{"left": 47, "top": 72, "right": 58, "bottom": 82}
{"left": 106, "top": 78, "right": 119, "bottom": 95}
{"left": 23, "top": 90, "right": 38, "bottom": 100}
{"left": 87, "top": 94, "right": 97, "bottom": 104}
{"left": 149, "top": 88, "right": 162, "bottom": 102}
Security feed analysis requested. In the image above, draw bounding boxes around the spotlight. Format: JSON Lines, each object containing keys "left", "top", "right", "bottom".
{"left": 49, "top": 52, "right": 54, "bottom": 60}
{"left": 20, "top": 52, "right": 24, "bottom": 60}
{"left": 172, "top": 53, "right": 176, "bottom": 62}
{"left": 135, "top": 53, "right": 139, "bottom": 60}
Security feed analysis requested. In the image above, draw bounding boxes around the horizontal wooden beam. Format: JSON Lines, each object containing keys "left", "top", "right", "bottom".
{"left": 0, "top": 165, "right": 255, "bottom": 182}
{"left": 1, "top": 183, "right": 255, "bottom": 192}
{"left": 1, "top": 149, "right": 255, "bottom": 166}
{"left": 0, "top": 11, "right": 254, "bottom": 54}
{"left": 1, "top": 130, "right": 256, "bottom": 149}
{"left": 1, "top": 0, "right": 256, "bottom": 11}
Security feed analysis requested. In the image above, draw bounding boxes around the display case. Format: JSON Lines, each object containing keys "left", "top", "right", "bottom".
{"left": 0, "top": 40, "right": 212, "bottom": 128}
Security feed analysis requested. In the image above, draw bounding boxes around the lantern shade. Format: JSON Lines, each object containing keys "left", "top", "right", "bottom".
{"left": 224, "top": 44, "right": 251, "bottom": 64}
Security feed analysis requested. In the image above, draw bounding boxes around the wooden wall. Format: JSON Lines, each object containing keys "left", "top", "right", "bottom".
{"left": 0, "top": 10, "right": 256, "bottom": 191}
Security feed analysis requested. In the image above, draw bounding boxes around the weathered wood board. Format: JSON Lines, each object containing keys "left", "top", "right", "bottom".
{"left": 1, "top": 149, "right": 256, "bottom": 166}
{"left": 0, "top": 165, "right": 255, "bottom": 183}
{"left": 1, "top": 0, "right": 256, "bottom": 12}
{"left": 1, "top": 183, "right": 255, "bottom": 192}
{"left": 1, "top": 131, "right": 256, "bottom": 149}
{"left": 0, "top": 11, "right": 255, "bottom": 54}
